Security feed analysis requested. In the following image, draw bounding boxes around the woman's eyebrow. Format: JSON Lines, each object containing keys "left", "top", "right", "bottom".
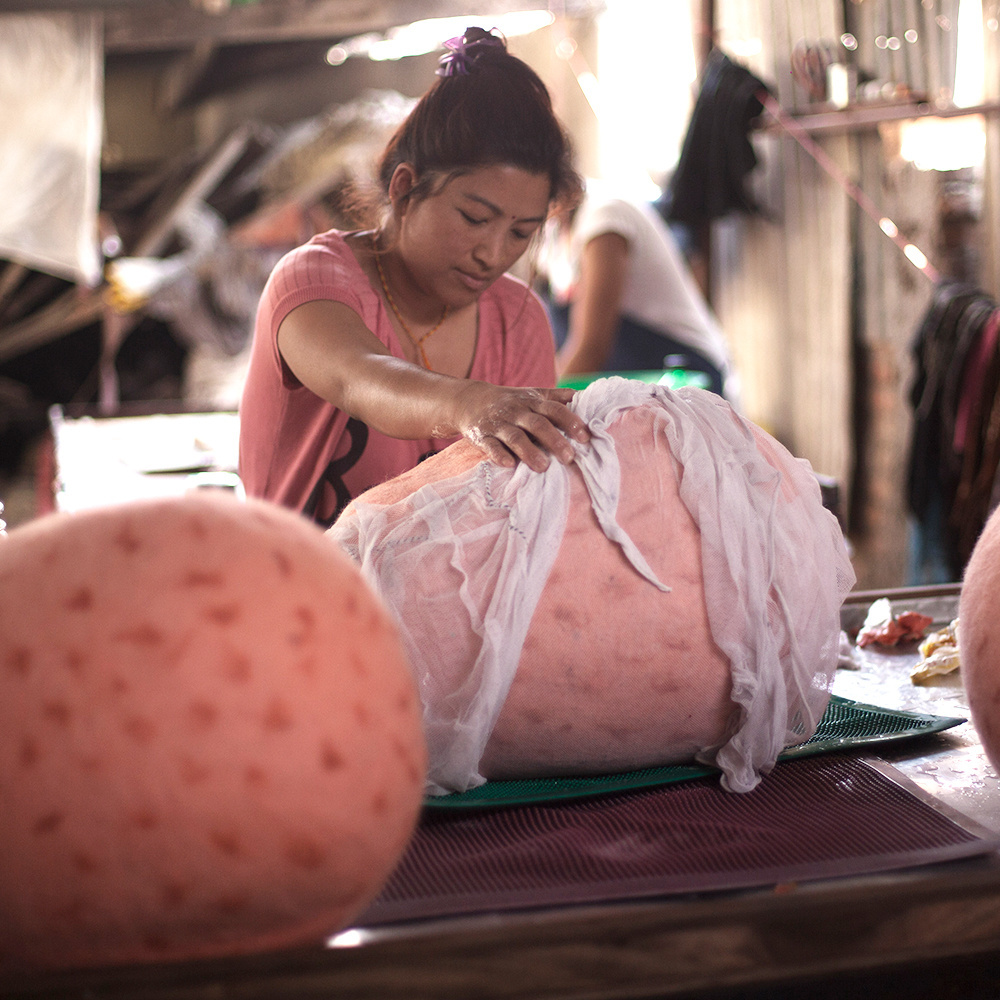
{"left": 463, "top": 193, "right": 546, "bottom": 224}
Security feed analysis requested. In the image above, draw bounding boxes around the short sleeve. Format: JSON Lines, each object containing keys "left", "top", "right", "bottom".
{"left": 573, "top": 198, "right": 643, "bottom": 252}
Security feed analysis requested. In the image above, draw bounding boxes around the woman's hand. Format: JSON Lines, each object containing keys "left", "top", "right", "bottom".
{"left": 279, "top": 299, "right": 589, "bottom": 472}
{"left": 448, "top": 382, "right": 590, "bottom": 472}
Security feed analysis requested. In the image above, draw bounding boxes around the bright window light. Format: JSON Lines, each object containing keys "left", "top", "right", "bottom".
{"left": 953, "top": 0, "right": 985, "bottom": 107}
{"left": 899, "top": 114, "right": 986, "bottom": 171}
{"left": 326, "top": 10, "right": 555, "bottom": 65}
{"left": 898, "top": 0, "right": 986, "bottom": 171}
{"left": 595, "top": 0, "right": 699, "bottom": 198}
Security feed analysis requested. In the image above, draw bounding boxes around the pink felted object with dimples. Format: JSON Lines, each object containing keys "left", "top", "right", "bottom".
{"left": 959, "top": 504, "right": 1000, "bottom": 772}
{"left": 331, "top": 378, "right": 855, "bottom": 796}
{"left": 0, "top": 492, "right": 426, "bottom": 971}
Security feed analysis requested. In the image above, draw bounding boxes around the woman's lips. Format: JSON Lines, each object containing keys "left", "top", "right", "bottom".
{"left": 456, "top": 268, "right": 491, "bottom": 293}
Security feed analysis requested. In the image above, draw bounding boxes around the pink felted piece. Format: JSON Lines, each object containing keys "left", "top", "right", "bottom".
{"left": 0, "top": 493, "right": 425, "bottom": 971}
{"left": 959, "top": 504, "right": 1000, "bottom": 773}
{"left": 482, "top": 404, "right": 734, "bottom": 779}
{"left": 332, "top": 379, "right": 855, "bottom": 796}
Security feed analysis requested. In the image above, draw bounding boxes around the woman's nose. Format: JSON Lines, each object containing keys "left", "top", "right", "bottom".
{"left": 472, "top": 228, "right": 505, "bottom": 270}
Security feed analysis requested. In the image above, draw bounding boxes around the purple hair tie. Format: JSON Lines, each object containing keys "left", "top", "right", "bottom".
{"left": 436, "top": 32, "right": 504, "bottom": 77}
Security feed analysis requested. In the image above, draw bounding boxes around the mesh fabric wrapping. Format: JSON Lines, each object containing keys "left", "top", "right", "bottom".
{"left": 330, "top": 378, "right": 855, "bottom": 795}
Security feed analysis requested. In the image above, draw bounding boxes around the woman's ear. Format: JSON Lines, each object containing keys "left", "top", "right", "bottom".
{"left": 388, "top": 163, "right": 419, "bottom": 213}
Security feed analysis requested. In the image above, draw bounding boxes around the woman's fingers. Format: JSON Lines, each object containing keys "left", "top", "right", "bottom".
{"left": 465, "top": 416, "right": 552, "bottom": 472}
{"left": 459, "top": 384, "right": 590, "bottom": 472}
{"left": 516, "top": 409, "right": 577, "bottom": 467}
{"left": 533, "top": 391, "right": 591, "bottom": 445}
{"left": 485, "top": 429, "right": 550, "bottom": 472}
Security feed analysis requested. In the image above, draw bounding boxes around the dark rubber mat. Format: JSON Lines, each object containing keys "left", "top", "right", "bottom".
{"left": 360, "top": 754, "right": 994, "bottom": 927}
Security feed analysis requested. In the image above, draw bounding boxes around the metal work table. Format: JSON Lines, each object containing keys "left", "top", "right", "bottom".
{"left": 6, "top": 584, "right": 1000, "bottom": 1000}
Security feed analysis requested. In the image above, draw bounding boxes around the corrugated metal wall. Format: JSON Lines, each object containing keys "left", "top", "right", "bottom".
{"left": 712, "top": 0, "right": 853, "bottom": 497}
{"left": 709, "top": 0, "right": 961, "bottom": 588}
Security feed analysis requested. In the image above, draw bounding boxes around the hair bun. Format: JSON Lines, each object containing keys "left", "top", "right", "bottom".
{"left": 436, "top": 27, "right": 506, "bottom": 77}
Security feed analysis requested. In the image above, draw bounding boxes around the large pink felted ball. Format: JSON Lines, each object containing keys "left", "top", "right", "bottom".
{"left": 338, "top": 408, "right": 735, "bottom": 780}
{"left": 0, "top": 493, "right": 426, "bottom": 971}
{"left": 333, "top": 384, "right": 854, "bottom": 796}
{"left": 959, "top": 505, "right": 1000, "bottom": 772}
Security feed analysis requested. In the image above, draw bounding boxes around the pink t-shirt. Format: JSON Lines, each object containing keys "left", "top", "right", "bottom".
{"left": 238, "top": 230, "right": 557, "bottom": 527}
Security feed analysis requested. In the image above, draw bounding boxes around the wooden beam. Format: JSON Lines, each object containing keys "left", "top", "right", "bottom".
{"left": 0, "top": 264, "right": 30, "bottom": 319}
{"left": 2, "top": 0, "right": 601, "bottom": 52}
{"left": 756, "top": 99, "right": 1000, "bottom": 138}
{"left": 104, "top": 0, "right": 378, "bottom": 52}
{"left": 131, "top": 125, "right": 254, "bottom": 257}
{"left": 5, "top": 0, "right": 604, "bottom": 55}
{"left": 0, "top": 0, "right": 148, "bottom": 9}
{"left": 100, "top": 0, "right": 597, "bottom": 54}
{"left": 157, "top": 36, "right": 218, "bottom": 112}
{"left": 0, "top": 127, "right": 254, "bottom": 364}
{"left": 0, "top": 291, "right": 103, "bottom": 366}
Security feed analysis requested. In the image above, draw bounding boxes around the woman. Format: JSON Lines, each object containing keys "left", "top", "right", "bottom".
{"left": 543, "top": 185, "right": 737, "bottom": 401}
{"left": 238, "top": 28, "right": 589, "bottom": 527}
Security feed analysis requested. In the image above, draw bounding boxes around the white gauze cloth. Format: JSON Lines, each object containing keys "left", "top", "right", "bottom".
{"left": 330, "top": 378, "right": 856, "bottom": 795}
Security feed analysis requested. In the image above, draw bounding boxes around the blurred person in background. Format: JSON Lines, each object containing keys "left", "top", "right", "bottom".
{"left": 540, "top": 182, "right": 738, "bottom": 403}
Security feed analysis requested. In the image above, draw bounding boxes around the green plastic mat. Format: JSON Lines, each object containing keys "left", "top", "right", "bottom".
{"left": 424, "top": 695, "right": 965, "bottom": 811}
{"left": 557, "top": 369, "right": 711, "bottom": 391}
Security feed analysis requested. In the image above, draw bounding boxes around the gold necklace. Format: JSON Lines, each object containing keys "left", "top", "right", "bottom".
{"left": 374, "top": 250, "right": 449, "bottom": 370}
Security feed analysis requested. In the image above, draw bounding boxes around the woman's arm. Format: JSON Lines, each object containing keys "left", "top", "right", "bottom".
{"left": 556, "top": 231, "right": 629, "bottom": 377}
{"left": 278, "top": 299, "right": 589, "bottom": 472}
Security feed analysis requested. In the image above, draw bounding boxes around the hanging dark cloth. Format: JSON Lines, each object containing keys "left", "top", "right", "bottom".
{"left": 906, "top": 280, "right": 999, "bottom": 580}
{"left": 658, "top": 48, "right": 772, "bottom": 227}
{"left": 952, "top": 308, "right": 1000, "bottom": 566}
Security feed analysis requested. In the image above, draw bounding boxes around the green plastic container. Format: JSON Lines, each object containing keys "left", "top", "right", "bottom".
{"left": 557, "top": 369, "right": 711, "bottom": 391}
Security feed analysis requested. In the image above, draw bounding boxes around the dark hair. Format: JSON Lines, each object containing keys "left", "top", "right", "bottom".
{"left": 377, "top": 27, "right": 582, "bottom": 214}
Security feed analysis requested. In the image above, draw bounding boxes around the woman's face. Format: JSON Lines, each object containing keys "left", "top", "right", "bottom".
{"left": 394, "top": 163, "right": 550, "bottom": 308}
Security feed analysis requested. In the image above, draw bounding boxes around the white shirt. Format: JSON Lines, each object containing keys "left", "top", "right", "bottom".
{"left": 547, "top": 194, "right": 732, "bottom": 374}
